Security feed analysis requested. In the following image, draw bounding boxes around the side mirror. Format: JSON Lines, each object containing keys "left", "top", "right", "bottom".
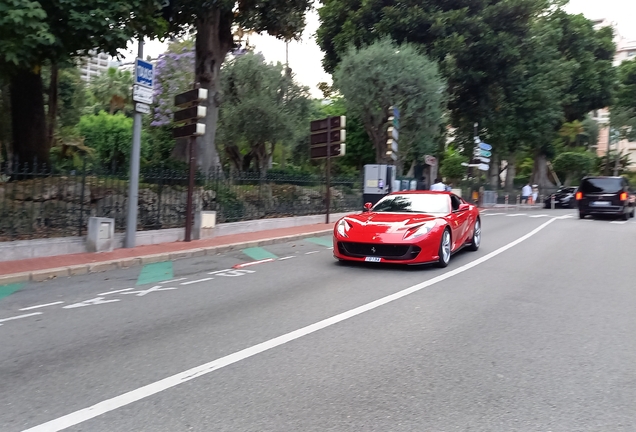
{"left": 363, "top": 202, "right": 373, "bottom": 212}
{"left": 456, "top": 203, "right": 470, "bottom": 212}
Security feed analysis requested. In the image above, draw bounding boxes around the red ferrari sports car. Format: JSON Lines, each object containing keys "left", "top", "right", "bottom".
{"left": 333, "top": 191, "right": 481, "bottom": 267}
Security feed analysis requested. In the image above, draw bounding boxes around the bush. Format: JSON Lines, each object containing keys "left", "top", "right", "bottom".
{"left": 78, "top": 111, "right": 149, "bottom": 170}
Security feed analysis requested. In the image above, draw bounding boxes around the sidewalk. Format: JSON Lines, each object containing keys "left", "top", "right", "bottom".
{"left": 0, "top": 223, "right": 335, "bottom": 285}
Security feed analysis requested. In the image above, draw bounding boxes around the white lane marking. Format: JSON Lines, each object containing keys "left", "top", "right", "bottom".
{"left": 63, "top": 298, "right": 120, "bottom": 309}
{"left": 161, "top": 278, "right": 187, "bottom": 284}
{"left": 19, "top": 301, "right": 64, "bottom": 311}
{"left": 23, "top": 217, "right": 558, "bottom": 432}
{"left": 233, "top": 259, "right": 274, "bottom": 269}
{"left": 327, "top": 247, "right": 334, "bottom": 250}
{"left": 180, "top": 278, "right": 213, "bottom": 286}
{"left": 506, "top": 213, "right": 527, "bottom": 217}
{"left": 208, "top": 269, "right": 232, "bottom": 275}
{"left": 215, "top": 269, "right": 256, "bottom": 277}
{"left": 305, "top": 251, "right": 320, "bottom": 255}
{"left": 0, "top": 312, "right": 42, "bottom": 326}
{"left": 529, "top": 214, "right": 549, "bottom": 218}
{"left": 610, "top": 221, "right": 627, "bottom": 225}
{"left": 278, "top": 256, "right": 296, "bottom": 261}
{"left": 98, "top": 288, "right": 133, "bottom": 296}
{"left": 120, "top": 286, "right": 177, "bottom": 297}
{"left": 484, "top": 213, "right": 504, "bottom": 216}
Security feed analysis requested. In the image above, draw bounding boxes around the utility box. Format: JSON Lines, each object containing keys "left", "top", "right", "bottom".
{"left": 363, "top": 164, "right": 397, "bottom": 207}
{"left": 87, "top": 217, "right": 115, "bottom": 253}
{"left": 194, "top": 211, "right": 217, "bottom": 240}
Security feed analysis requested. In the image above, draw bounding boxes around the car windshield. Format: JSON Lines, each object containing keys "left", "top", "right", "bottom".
{"left": 372, "top": 194, "right": 450, "bottom": 214}
{"left": 580, "top": 178, "right": 623, "bottom": 194}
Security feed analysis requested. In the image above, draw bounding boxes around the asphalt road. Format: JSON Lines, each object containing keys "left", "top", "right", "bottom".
{"left": 1, "top": 209, "right": 635, "bottom": 431}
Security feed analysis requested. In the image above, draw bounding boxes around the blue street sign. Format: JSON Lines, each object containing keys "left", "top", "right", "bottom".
{"left": 393, "top": 106, "right": 400, "bottom": 119}
{"left": 135, "top": 58, "right": 154, "bottom": 89}
{"left": 479, "top": 142, "right": 492, "bottom": 151}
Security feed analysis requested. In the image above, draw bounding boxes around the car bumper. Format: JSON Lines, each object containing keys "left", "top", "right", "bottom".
{"left": 332, "top": 238, "right": 440, "bottom": 265}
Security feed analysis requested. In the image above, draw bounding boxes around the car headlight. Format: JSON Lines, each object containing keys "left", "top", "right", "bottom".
{"left": 336, "top": 219, "right": 351, "bottom": 237}
{"left": 404, "top": 221, "right": 436, "bottom": 240}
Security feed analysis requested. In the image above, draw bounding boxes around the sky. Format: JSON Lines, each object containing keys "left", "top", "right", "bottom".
{"left": 118, "top": 0, "right": 636, "bottom": 98}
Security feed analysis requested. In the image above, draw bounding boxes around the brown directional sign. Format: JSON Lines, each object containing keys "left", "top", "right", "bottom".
{"left": 174, "top": 88, "right": 208, "bottom": 108}
{"left": 310, "top": 116, "right": 346, "bottom": 133}
{"left": 310, "top": 143, "right": 346, "bottom": 159}
{"left": 173, "top": 123, "right": 206, "bottom": 139}
{"left": 174, "top": 105, "right": 207, "bottom": 123}
{"left": 310, "top": 129, "right": 346, "bottom": 146}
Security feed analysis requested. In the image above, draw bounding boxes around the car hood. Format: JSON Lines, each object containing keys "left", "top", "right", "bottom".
{"left": 342, "top": 212, "right": 441, "bottom": 234}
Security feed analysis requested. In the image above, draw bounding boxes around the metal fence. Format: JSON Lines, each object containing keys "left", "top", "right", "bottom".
{"left": 0, "top": 163, "right": 362, "bottom": 241}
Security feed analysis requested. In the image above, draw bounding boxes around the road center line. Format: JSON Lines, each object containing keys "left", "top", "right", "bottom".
{"left": 19, "top": 301, "right": 64, "bottom": 311}
{"left": 0, "top": 312, "right": 42, "bottom": 326}
{"left": 22, "top": 217, "right": 558, "bottom": 432}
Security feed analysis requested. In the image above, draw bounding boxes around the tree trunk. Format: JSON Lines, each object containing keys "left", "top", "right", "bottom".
{"left": 489, "top": 154, "right": 499, "bottom": 189}
{"left": 47, "top": 63, "right": 59, "bottom": 150}
{"left": 194, "top": 7, "right": 234, "bottom": 175}
{"left": 530, "top": 151, "right": 553, "bottom": 189}
{"left": 504, "top": 154, "right": 516, "bottom": 192}
{"left": 10, "top": 67, "right": 49, "bottom": 167}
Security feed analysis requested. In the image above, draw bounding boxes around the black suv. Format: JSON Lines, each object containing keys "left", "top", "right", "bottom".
{"left": 576, "top": 176, "right": 635, "bottom": 220}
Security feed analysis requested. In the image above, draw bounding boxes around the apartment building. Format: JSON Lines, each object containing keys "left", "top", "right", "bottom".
{"left": 78, "top": 51, "right": 112, "bottom": 83}
{"left": 590, "top": 19, "right": 636, "bottom": 171}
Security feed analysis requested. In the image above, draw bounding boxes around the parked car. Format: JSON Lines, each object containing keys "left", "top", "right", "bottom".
{"left": 543, "top": 186, "right": 577, "bottom": 209}
{"left": 576, "top": 176, "right": 635, "bottom": 220}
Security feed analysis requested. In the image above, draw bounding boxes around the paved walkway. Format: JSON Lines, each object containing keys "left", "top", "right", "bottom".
{"left": 0, "top": 223, "right": 335, "bottom": 284}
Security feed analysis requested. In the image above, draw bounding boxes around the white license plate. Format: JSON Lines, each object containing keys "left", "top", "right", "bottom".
{"left": 365, "top": 257, "right": 382, "bottom": 262}
{"left": 592, "top": 201, "right": 610, "bottom": 206}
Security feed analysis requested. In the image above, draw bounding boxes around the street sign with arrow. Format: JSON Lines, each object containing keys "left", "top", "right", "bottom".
{"left": 479, "top": 142, "right": 492, "bottom": 151}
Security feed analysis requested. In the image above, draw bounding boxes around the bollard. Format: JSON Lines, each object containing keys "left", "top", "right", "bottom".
{"left": 516, "top": 195, "right": 520, "bottom": 209}
{"left": 551, "top": 195, "right": 555, "bottom": 210}
{"left": 505, "top": 194, "right": 509, "bottom": 211}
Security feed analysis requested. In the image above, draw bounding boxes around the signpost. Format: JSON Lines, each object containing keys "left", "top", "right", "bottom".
{"left": 386, "top": 106, "right": 399, "bottom": 161}
{"left": 173, "top": 86, "right": 208, "bottom": 241}
{"left": 126, "top": 44, "right": 153, "bottom": 248}
{"left": 310, "top": 115, "right": 346, "bottom": 223}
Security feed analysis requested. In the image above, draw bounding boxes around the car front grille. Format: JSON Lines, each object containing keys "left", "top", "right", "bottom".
{"left": 338, "top": 242, "right": 421, "bottom": 260}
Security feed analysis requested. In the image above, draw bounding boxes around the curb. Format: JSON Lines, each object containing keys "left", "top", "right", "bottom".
{"left": 0, "top": 229, "right": 333, "bottom": 285}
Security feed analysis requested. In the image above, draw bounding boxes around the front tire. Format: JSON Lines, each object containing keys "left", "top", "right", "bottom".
{"left": 467, "top": 219, "right": 481, "bottom": 252}
{"left": 437, "top": 229, "right": 452, "bottom": 268}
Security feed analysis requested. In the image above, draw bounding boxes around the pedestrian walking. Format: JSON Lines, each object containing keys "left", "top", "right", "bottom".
{"left": 430, "top": 178, "right": 446, "bottom": 191}
{"left": 521, "top": 182, "right": 532, "bottom": 204}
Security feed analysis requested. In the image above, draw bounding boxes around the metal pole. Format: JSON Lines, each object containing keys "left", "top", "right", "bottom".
{"left": 125, "top": 38, "right": 144, "bottom": 248}
{"left": 185, "top": 135, "right": 196, "bottom": 241}
{"left": 326, "top": 116, "right": 331, "bottom": 224}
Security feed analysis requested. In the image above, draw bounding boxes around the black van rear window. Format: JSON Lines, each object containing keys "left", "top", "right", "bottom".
{"left": 580, "top": 178, "right": 623, "bottom": 194}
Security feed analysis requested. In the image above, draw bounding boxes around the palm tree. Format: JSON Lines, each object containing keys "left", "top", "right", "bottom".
{"left": 89, "top": 67, "right": 133, "bottom": 114}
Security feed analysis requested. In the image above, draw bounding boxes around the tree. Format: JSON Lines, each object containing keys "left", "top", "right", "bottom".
{"left": 87, "top": 67, "right": 133, "bottom": 115}
{"left": 216, "top": 53, "right": 311, "bottom": 174}
{"left": 317, "top": 0, "right": 548, "bottom": 149}
{"left": 552, "top": 151, "right": 595, "bottom": 186}
{"left": 0, "top": 0, "right": 164, "bottom": 165}
{"left": 163, "top": 0, "right": 312, "bottom": 173}
{"left": 440, "top": 147, "right": 468, "bottom": 184}
{"left": 333, "top": 39, "right": 446, "bottom": 165}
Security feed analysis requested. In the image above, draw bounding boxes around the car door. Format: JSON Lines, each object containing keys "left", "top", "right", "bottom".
{"left": 449, "top": 194, "right": 470, "bottom": 249}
